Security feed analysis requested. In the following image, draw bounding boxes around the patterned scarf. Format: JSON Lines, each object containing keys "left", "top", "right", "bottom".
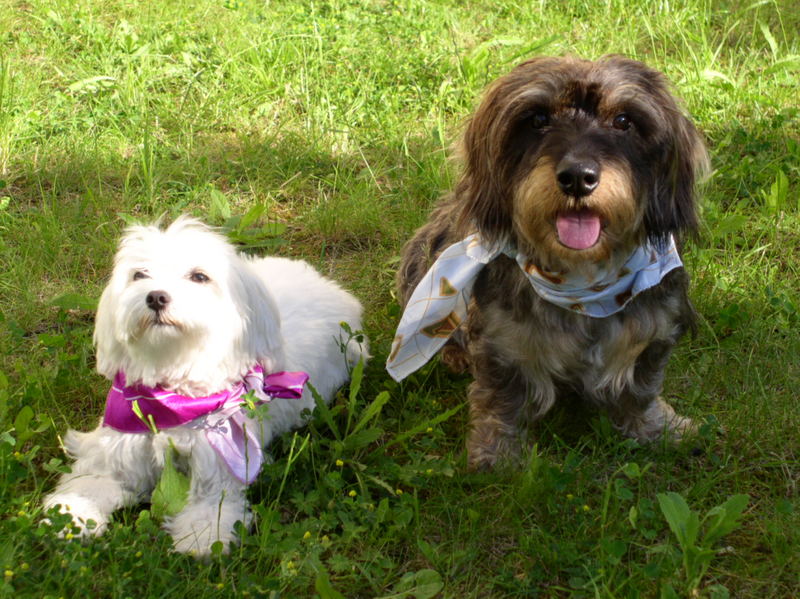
{"left": 386, "top": 233, "right": 682, "bottom": 382}
{"left": 103, "top": 365, "right": 308, "bottom": 483}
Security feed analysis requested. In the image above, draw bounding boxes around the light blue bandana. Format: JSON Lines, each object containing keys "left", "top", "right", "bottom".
{"left": 386, "top": 233, "right": 682, "bottom": 382}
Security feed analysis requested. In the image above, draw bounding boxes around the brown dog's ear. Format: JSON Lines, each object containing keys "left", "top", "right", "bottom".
{"left": 646, "top": 98, "right": 709, "bottom": 245}
{"left": 454, "top": 87, "right": 515, "bottom": 243}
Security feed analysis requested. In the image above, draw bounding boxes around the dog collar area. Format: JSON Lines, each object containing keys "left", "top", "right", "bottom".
{"left": 386, "top": 233, "right": 682, "bottom": 381}
{"left": 101, "top": 367, "right": 309, "bottom": 483}
{"left": 101, "top": 367, "right": 308, "bottom": 434}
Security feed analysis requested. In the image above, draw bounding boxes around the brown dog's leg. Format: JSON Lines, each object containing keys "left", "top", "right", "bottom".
{"left": 465, "top": 345, "right": 535, "bottom": 470}
{"left": 606, "top": 340, "right": 695, "bottom": 442}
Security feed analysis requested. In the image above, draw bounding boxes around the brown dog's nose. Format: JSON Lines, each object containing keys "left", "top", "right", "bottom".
{"left": 556, "top": 159, "right": 600, "bottom": 197}
{"left": 146, "top": 290, "right": 171, "bottom": 312}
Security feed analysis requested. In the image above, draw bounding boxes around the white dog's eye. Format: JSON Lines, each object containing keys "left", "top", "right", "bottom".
{"left": 132, "top": 271, "right": 150, "bottom": 281}
{"left": 189, "top": 270, "right": 211, "bottom": 283}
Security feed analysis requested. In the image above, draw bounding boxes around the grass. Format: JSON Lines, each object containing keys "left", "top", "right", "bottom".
{"left": 1, "top": 0, "right": 798, "bottom": 596}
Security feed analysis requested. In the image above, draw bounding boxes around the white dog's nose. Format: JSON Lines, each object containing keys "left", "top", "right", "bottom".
{"left": 146, "top": 290, "right": 171, "bottom": 312}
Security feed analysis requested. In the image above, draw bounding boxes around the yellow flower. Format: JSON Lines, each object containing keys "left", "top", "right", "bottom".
{"left": 303, "top": 531, "right": 312, "bottom": 540}
{"left": 348, "top": 490, "right": 357, "bottom": 497}
{"left": 215, "top": 583, "right": 224, "bottom": 590}
{"left": 426, "top": 427, "right": 433, "bottom": 433}
{"left": 582, "top": 504, "right": 590, "bottom": 512}
{"left": 335, "top": 459, "right": 344, "bottom": 467}
{"left": 65, "top": 532, "right": 74, "bottom": 540}
{"left": 20, "top": 563, "right": 29, "bottom": 572}
{"left": 16, "top": 510, "right": 26, "bottom": 517}
{"left": 4, "top": 570, "right": 12, "bottom": 581}
{"left": 566, "top": 493, "right": 574, "bottom": 501}
{"left": 135, "top": 551, "right": 143, "bottom": 558}
{"left": 395, "top": 488, "right": 403, "bottom": 496}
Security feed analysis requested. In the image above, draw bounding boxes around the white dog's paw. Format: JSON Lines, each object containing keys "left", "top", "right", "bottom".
{"left": 165, "top": 502, "right": 251, "bottom": 558}
{"left": 165, "top": 510, "right": 241, "bottom": 558}
{"left": 168, "top": 517, "right": 245, "bottom": 558}
{"left": 170, "top": 523, "right": 228, "bottom": 558}
{"left": 42, "top": 493, "right": 108, "bottom": 538}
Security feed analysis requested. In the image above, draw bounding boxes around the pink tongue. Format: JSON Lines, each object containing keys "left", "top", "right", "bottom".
{"left": 556, "top": 210, "right": 601, "bottom": 250}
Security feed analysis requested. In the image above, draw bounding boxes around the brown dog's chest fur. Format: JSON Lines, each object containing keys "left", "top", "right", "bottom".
{"left": 466, "top": 256, "right": 692, "bottom": 413}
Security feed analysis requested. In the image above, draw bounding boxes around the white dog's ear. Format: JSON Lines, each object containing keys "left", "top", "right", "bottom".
{"left": 230, "top": 258, "right": 286, "bottom": 373}
{"left": 93, "top": 279, "right": 125, "bottom": 380}
{"left": 93, "top": 222, "right": 162, "bottom": 380}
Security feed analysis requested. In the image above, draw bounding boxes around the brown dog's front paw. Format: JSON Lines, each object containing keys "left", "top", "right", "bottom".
{"left": 666, "top": 411, "right": 699, "bottom": 442}
{"left": 612, "top": 397, "right": 697, "bottom": 444}
{"left": 466, "top": 419, "right": 524, "bottom": 471}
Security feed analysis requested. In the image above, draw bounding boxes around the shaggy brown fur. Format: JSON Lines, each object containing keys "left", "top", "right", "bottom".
{"left": 397, "top": 56, "right": 707, "bottom": 470}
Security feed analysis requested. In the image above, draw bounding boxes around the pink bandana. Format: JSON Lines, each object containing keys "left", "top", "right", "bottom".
{"left": 102, "top": 366, "right": 308, "bottom": 483}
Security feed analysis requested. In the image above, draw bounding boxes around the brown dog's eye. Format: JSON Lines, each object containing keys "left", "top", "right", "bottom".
{"left": 133, "top": 271, "right": 149, "bottom": 281}
{"left": 612, "top": 113, "right": 632, "bottom": 130}
{"left": 189, "top": 271, "right": 210, "bottom": 284}
{"left": 530, "top": 112, "right": 550, "bottom": 129}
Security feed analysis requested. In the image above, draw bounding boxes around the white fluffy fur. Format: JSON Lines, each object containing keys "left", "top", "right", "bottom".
{"left": 44, "top": 217, "right": 368, "bottom": 556}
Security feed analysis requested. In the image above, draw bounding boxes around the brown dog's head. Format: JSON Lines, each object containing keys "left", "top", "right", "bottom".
{"left": 455, "top": 55, "right": 708, "bottom": 270}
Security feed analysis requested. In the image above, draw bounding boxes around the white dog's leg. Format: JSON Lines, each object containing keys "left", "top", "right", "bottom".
{"left": 164, "top": 437, "right": 251, "bottom": 557}
{"left": 43, "top": 426, "right": 156, "bottom": 537}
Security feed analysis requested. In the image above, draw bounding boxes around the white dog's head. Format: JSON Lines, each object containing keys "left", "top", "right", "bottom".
{"left": 94, "top": 217, "right": 285, "bottom": 396}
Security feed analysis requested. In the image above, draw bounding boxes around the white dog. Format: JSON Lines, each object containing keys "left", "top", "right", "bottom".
{"left": 44, "top": 217, "right": 367, "bottom": 556}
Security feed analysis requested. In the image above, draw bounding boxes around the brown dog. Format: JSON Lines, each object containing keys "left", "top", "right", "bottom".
{"left": 391, "top": 56, "right": 708, "bottom": 470}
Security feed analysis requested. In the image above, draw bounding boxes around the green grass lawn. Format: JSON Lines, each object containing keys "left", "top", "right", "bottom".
{"left": 1, "top": 0, "right": 798, "bottom": 596}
